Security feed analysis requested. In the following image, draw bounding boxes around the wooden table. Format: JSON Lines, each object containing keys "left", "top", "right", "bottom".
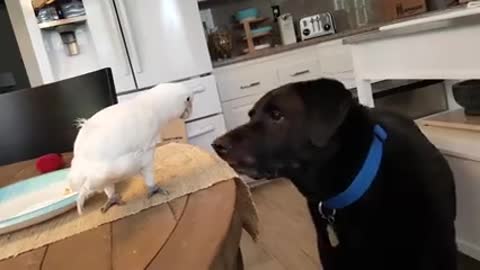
{"left": 0, "top": 156, "right": 244, "bottom": 270}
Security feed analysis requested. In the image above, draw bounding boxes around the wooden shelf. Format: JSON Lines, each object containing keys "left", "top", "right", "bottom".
{"left": 38, "top": 15, "right": 87, "bottom": 30}
{"left": 418, "top": 124, "right": 480, "bottom": 162}
{"left": 419, "top": 109, "right": 480, "bottom": 132}
{"left": 236, "top": 17, "right": 269, "bottom": 27}
{"left": 237, "top": 17, "right": 271, "bottom": 54}
{"left": 242, "top": 31, "right": 271, "bottom": 40}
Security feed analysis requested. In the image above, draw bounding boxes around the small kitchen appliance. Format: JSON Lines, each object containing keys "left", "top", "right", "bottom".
{"left": 299, "top": 12, "right": 335, "bottom": 41}
{"left": 278, "top": 13, "right": 297, "bottom": 45}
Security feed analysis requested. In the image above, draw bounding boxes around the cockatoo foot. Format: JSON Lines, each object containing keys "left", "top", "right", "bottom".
{"left": 101, "top": 194, "right": 125, "bottom": 213}
{"left": 147, "top": 185, "right": 168, "bottom": 198}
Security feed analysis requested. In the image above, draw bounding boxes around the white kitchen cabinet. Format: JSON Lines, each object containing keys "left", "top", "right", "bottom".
{"left": 277, "top": 59, "right": 321, "bottom": 85}
{"left": 186, "top": 114, "right": 226, "bottom": 152}
{"left": 419, "top": 125, "right": 480, "bottom": 260}
{"left": 222, "top": 94, "right": 263, "bottom": 130}
{"left": 275, "top": 46, "right": 321, "bottom": 85}
{"left": 215, "top": 61, "right": 279, "bottom": 102}
{"left": 317, "top": 40, "right": 354, "bottom": 75}
{"left": 113, "top": 0, "right": 212, "bottom": 88}
{"left": 316, "top": 40, "right": 356, "bottom": 89}
{"left": 215, "top": 38, "right": 356, "bottom": 131}
{"left": 180, "top": 75, "right": 222, "bottom": 122}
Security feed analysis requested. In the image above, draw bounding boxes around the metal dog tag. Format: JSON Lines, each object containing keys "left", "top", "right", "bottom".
{"left": 327, "top": 224, "right": 339, "bottom": 247}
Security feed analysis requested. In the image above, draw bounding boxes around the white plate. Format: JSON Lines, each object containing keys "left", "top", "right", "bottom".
{"left": 0, "top": 168, "right": 78, "bottom": 235}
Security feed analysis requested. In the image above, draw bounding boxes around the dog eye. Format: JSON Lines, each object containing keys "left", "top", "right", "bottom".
{"left": 269, "top": 110, "right": 284, "bottom": 122}
{"left": 248, "top": 109, "right": 256, "bottom": 118}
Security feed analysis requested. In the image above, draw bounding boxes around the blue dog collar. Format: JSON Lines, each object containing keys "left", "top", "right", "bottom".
{"left": 319, "top": 124, "right": 387, "bottom": 219}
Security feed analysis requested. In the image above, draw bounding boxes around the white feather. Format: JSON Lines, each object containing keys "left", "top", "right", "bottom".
{"left": 69, "top": 83, "right": 194, "bottom": 214}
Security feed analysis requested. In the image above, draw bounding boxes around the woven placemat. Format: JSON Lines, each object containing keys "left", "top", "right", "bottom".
{"left": 0, "top": 143, "right": 258, "bottom": 260}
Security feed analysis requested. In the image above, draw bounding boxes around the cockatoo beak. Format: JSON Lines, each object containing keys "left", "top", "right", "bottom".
{"left": 180, "top": 97, "right": 193, "bottom": 119}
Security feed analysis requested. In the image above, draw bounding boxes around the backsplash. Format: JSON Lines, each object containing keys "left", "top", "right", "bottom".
{"left": 198, "top": 0, "right": 373, "bottom": 59}
{"left": 200, "top": 0, "right": 334, "bottom": 29}
{"left": 199, "top": 0, "right": 452, "bottom": 62}
{"left": 199, "top": 0, "right": 333, "bottom": 58}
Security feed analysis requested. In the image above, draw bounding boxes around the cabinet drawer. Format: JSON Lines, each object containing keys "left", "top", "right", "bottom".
{"left": 318, "top": 44, "right": 353, "bottom": 74}
{"left": 117, "top": 76, "right": 222, "bottom": 122}
{"left": 222, "top": 94, "right": 263, "bottom": 130}
{"left": 180, "top": 75, "right": 222, "bottom": 121}
{"left": 186, "top": 114, "right": 226, "bottom": 153}
{"left": 277, "top": 59, "right": 321, "bottom": 85}
{"left": 215, "top": 62, "right": 278, "bottom": 102}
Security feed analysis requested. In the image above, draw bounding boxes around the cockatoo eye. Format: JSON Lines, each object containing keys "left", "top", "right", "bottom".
{"left": 186, "top": 97, "right": 191, "bottom": 102}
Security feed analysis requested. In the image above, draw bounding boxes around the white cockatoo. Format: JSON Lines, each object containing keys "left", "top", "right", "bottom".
{"left": 68, "top": 82, "right": 194, "bottom": 214}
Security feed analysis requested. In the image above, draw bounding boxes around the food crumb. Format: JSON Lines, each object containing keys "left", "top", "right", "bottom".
{"left": 64, "top": 187, "right": 72, "bottom": 195}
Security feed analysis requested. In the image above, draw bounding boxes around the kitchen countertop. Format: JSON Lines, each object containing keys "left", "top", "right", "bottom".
{"left": 212, "top": 24, "right": 379, "bottom": 68}
{"left": 212, "top": 4, "right": 469, "bottom": 69}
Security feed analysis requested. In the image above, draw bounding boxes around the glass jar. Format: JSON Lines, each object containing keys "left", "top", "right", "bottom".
{"left": 353, "top": 0, "right": 378, "bottom": 27}
{"left": 333, "top": 0, "right": 358, "bottom": 28}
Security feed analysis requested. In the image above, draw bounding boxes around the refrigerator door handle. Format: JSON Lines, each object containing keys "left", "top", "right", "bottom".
{"left": 101, "top": 0, "right": 130, "bottom": 76}
{"left": 114, "top": 0, "right": 143, "bottom": 74}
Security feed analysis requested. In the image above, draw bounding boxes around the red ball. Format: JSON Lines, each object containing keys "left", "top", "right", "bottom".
{"left": 35, "top": 153, "right": 65, "bottom": 174}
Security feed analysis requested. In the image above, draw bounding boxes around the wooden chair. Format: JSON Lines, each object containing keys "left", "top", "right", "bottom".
{"left": 0, "top": 72, "right": 16, "bottom": 94}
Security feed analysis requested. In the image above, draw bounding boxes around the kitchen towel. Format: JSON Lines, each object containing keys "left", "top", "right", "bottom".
{"left": 0, "top": 143, "right": 259, "bottom": 260}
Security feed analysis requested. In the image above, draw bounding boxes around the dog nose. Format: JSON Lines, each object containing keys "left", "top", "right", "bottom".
{"left": 212, "top": 137, "right": 231, "bottom": 155}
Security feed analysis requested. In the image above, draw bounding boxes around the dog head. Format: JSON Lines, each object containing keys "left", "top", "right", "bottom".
{"left": 212, "top": 78, "right": 353, "bottom": 181}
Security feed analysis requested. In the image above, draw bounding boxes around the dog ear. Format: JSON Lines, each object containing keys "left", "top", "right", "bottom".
{"left": 299, "top": 79, "right": 353, "bottom": 147}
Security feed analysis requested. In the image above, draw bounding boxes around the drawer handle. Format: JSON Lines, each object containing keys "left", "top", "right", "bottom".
{"left": 192, "top": 85, "right": 206, "bottom": 94}
{"left": 240, "top": 82, "right": 260, "bottom": 89}
{"left": 291, "top": 70, "right": 310, "bottom": 77}
{"left": 189, "top": 125, "right": 215, "bottom": 139}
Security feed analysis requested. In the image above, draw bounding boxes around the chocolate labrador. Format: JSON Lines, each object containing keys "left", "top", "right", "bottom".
{"left": 212, "top": 78, "right": 457, "bottom": 270}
